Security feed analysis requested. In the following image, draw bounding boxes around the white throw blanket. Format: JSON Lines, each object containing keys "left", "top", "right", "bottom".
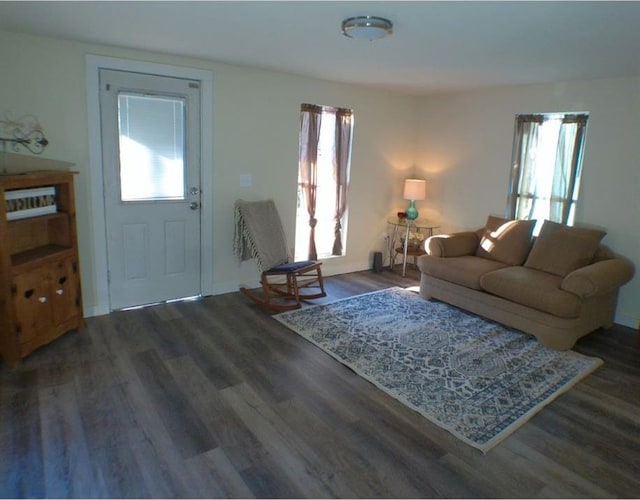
{"left": 234, "top": 199, "right": 290, "bottom": 273}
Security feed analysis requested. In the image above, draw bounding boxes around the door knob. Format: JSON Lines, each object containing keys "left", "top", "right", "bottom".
{"left": 190, "top": 202, "right": 200, "bottom": 210}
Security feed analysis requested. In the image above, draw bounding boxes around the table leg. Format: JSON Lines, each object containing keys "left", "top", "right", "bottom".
{"left": 402, "top": 224, "right": 410, "bottom": 277}
{"left": 388, "top": 224, "right": 399, "bottom": 269}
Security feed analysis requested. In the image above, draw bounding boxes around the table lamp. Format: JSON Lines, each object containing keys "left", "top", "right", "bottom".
{"left": 403, "top": 179, "right": 426, "bottom": 220}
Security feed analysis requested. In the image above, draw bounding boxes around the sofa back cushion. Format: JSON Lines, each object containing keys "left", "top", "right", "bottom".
{"left": 524, "top": 220, "right": 606, "bottom": 277}
{"left": 475, "top": 215, "right": 536, "bottom": 266}
{"left": 476, "top": 215, "right": 509, "bottom": 236}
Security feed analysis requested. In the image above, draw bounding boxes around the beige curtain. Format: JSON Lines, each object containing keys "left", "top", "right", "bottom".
{"left": 299, "top": 104, "right": 322, "bottom": 260}
{"left": 507, "top": 115, "right": 543, "bottom": 219}
{"left": 331, "top": 108, "right": 353, "bottom": 255}
{"left": 551, "top": 115, "right": 588, "bottom": 224}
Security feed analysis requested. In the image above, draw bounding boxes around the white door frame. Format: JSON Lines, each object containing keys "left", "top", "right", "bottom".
{"left": 85, "top": 55, "right": 214, "bottom": 316}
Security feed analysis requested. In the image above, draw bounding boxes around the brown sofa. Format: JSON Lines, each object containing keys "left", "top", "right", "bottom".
{"left": 417, "top": 217, "right": 635, "bottom": 350}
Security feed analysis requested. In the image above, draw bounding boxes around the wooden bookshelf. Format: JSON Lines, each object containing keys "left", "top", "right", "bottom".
{"left": 0, "top": 171, "right": 84, "bottom": 365}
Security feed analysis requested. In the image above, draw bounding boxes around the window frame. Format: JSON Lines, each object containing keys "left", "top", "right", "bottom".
{"left": 506, "top": 112, "right": 589, "bottom": 231}
{"left": 295, "top": 103, "right": 354, "bottom": 261}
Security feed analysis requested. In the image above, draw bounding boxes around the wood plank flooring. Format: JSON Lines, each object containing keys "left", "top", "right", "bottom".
{"left": 1, "top": 268, "right": 639, "bottom": 498}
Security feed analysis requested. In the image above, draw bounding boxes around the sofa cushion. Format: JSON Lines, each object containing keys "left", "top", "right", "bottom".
{"left": 418, "top": 255, "right": 510, "bottom": 290}
{"left": 524, "top": 220, "right": 606, "bottom": 277}
{"left": 486, "top": 215, "right": 510, "bottom": 230}
{"left": 475, "top": 215, "right": 509, "bottom": 238}
{"left": 475, "top": 216, "right": 535, "bottom": 266}
{"left": 480, "top": 266, "right": 582, "bottom": 318}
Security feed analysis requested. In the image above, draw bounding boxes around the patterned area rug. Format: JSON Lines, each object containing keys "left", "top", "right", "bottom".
{"left": 274, "top": 287, "right": 602, "bottom": 452}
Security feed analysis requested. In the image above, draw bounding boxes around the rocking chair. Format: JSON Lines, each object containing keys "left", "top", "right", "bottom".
{"left": 234, "top": 199, "right": 326, "bottom": 312}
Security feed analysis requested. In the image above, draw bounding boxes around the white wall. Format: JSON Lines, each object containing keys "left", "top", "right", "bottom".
{"left": 209, "top": 65, "right": 419, "bottom": 291}
{"left": 416, "top": 77, "right": 640, "bottom": 328}
{"left": 3, "top": 28, "right": 637, "bottom": 329}
{"left": 0, "top": 30, "right": 419, "bottom": 314}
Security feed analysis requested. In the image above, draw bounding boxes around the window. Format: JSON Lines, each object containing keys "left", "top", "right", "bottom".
{"left": 295, "top": 104, "right": 354, "bottom": 261}
{"left": 117, "top": 93, "right": 186, "bottom": 201}
{"left": 507, "top": 113, "right": 589, "bottom": 234}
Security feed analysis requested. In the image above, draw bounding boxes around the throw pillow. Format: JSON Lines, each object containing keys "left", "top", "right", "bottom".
{"left": 485, "top": 215, "right": 510, "bottom": 230}
{"left": 524, "top": 220, "right": 606, "bottom": 277}
{"left": 475, "top": 215, "right": 508, "bottom": 239}
{"left": 475, "top": 216, "right": 536, "bottom": 266}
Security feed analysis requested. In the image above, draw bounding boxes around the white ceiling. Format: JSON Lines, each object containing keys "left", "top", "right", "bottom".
{"left": 2, "top": 1, "right": 640, "bottom": 95}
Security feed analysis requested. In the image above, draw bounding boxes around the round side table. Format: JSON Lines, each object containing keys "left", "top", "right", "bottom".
{"left": 387, "top": 218, "right": 439, "bottom": 276}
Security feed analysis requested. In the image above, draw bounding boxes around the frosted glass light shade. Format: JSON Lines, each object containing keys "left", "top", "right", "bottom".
{"left": 403, "top": 179, "right": 426, "bottom": 201}
{"left": 341, "top": 16, "right": 393, "bottom": 40}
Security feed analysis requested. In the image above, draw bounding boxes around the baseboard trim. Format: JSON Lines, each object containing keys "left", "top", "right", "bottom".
{"left": 84, "top": 305, "right": 109, "bottom": 318}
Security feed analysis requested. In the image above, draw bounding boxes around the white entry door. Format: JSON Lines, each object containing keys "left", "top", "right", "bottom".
{"left": 99, "top": 69, "right": 201, "bottom": 310}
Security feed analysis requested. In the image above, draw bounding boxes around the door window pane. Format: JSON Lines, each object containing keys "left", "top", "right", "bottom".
{"left": 118, "top": 93, "right": 186, "bottom": 201}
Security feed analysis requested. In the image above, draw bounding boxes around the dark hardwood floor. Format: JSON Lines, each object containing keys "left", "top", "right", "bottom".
{"left": 1, "top": 268, "right": 639, "bottom": 498}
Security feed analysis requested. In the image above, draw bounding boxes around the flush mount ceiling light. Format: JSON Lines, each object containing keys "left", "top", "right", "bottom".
{"left": 341, "top": 16, "right": 393, "bottom": 41}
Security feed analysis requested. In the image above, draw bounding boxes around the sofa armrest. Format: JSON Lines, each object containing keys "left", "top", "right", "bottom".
{"left": 561, "top": 258, "right": 635, "bottom": 298}
{"left": 426, "top": 232, "right": 480, "bottom": 257}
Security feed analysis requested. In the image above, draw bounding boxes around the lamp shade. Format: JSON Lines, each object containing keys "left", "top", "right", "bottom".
{"left": 403, "top": 179, "right": 426, "bottom": 201}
